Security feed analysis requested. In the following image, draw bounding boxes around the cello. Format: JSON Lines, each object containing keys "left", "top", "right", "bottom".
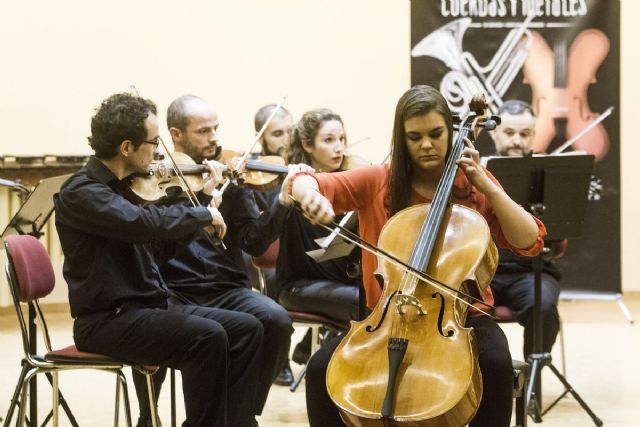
{"left": 326, "top": 95, "right": 499, "bottom": 426}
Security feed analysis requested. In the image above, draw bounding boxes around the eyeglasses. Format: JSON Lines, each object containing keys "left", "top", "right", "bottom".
{"left": 142, "top": 136, "right": 161, "bottom": 147}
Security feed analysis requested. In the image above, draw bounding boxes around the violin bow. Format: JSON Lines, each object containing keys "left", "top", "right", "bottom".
{"left": 290, "top": 196, "right": 496, "bottom": 319}
{"left": 219, "top": 95, "right": 288, "bottom": 195}
{"left": 310, "top": 151, "right": 391, "bottom": 253}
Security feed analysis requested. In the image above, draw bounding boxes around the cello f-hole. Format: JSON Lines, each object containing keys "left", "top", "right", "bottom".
{"left": 432, "top": 292, "right": 455, "bottom": 338}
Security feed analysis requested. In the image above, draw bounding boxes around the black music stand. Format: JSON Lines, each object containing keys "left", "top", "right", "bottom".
{"left": 305, "top": 211, "right": 358, "bottom": 263}
{"left": 2, "top": 174, "right": 80, "bottom": 427}
{"left": 486, "top": 154, "right": 602, "bottom": 426}
{"left": 305, "top": 212, "right": 366, "bottom": 320}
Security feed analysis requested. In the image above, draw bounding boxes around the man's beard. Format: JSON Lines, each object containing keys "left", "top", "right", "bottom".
{"left": 185, "top": 147, "right": 205, "bottom": 164}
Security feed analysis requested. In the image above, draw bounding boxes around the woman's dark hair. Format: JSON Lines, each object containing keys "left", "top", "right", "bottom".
{"left": 387, "top": 85, "right": 453, "bottom": 216}
{"left": 88, "top": 93, "right": 157, "bottom": 159}
{"left": 285, "top": 108, "right": 344, "bottom": 166}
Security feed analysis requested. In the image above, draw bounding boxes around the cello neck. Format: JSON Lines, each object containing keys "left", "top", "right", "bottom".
{"left": 408, "top": 125, "right": 470, "bottom": 272}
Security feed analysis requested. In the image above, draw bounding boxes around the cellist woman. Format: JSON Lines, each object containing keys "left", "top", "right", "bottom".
{"left": 281, "top": 85, "right": 546, "bottom": 427}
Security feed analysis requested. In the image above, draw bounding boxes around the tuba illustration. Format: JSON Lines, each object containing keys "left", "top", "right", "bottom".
{"left": 412, "top": 15, "right": 534, "bottom": 115}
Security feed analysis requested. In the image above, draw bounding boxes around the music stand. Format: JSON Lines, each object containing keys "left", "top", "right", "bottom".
{"left": 305, "top": 211, "right": 366, "bottom": 320}
{"left": 2, "top": 174, "right": 71, "bottom": 239}
{"left": 305, "top": 211, "right": 358, "bottom": 262}
{"left": 486, "top": 154, "right": 602, "bottom": 426}
{"left": 1, "top": 173, "right": 79, "bottom": 427}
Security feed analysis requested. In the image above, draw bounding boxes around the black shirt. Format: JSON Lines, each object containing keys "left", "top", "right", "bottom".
{"left": 160, "top": 184, "right": 289, "bottom": 305}
{"left": 54, "top": 156, "right": 212, "bottom": 317}
{"left": 495, "top": 242, "right": 562, "bottom": 280}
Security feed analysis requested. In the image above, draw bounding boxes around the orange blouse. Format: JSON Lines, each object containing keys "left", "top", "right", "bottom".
{"left": 314, "top": 164, "right": 546, "bottom": 310}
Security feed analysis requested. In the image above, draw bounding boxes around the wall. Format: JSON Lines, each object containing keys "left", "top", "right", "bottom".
{"left": 0, "top": 1, "right": 637, "bottom": 307}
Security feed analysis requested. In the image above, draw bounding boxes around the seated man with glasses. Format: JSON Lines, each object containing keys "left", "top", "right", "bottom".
{"left": 54, "top": 92, "right": 263, "bottom": 427}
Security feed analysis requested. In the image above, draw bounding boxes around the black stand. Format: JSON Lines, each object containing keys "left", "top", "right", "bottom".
{"left": 486, "top": 155, "right": 602, "bottom": 426}
{"left": 305, "top": 211, "right": 367, "bottom": 320}
{"left": 2, "top": 174, "right": 78, "bottom": 427}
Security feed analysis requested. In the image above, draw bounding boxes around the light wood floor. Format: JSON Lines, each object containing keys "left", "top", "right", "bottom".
{"left": 1, "top": 293, "right": 639, "bottom": 427}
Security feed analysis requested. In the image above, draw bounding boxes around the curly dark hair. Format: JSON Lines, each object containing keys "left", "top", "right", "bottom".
{"left": 88, "top": 93, "right": 157, "bottom": 159}
{"left": 286, "top": 108, "right": 343, "bottom": 166}
{"left": 387, "top": 85, "right": 454, "bottom": 216}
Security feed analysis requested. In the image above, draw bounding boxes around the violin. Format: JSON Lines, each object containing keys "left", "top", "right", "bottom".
{"left": 215, "top": 148, "right": 289, "bottom": 191}
{"left": 340, "top": 154, "right": 371, "bottom": 171}
{"left": 129, "top": 151, "right": 289, "bottom": 203}
{"left": 326, "top": 95, "right": 497, "bottom": 426}
{"left": 523, "top": 29, "right": 610, "bottom": 161}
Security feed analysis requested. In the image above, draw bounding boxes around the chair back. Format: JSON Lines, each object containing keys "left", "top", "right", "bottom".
{"left": 5, "top": 234, "right": 56, "bottom": 302}
{"left": 4, "top": 234, "right": 57, "bottom": 356}
{"left": 252, "top": 239, "right": 279, "bottom": 269}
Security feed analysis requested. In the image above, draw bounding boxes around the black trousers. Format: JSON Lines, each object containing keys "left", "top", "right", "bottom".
{"left": 133, "top": 289, "right": 293, "bottom": 419}
{"left": 278, "top": 279, "right": 360, "bottom": 323}
{"left": 492, "top": 271, "right": 561, "bottom": 358}
{"left": 305, "top": 315, "right": 513, "bottom": 427}
{"left": 74, "top": 302, "right": 263, "bottom": 427}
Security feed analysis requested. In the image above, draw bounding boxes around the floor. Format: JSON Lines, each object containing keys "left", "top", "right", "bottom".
{"left": 1, "top": 293, "right": 639, "bottom": 427}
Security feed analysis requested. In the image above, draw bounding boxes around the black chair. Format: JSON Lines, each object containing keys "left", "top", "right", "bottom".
{"left": 251, "top": 239, "right": 349, "bottom": 392}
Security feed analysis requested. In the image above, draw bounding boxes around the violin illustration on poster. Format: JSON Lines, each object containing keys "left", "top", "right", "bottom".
{"left": 523, "top": 28, "right": 611, "bottom": 161}
{"left": 412, "top": 15, "right": 612, "bottom": 162}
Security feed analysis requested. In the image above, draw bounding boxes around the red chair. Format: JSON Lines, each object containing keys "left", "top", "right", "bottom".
{"left": 3, "top": 234, "right": 160, "bottom": 427}
{"left": 251, "top": 239, "right": 349, "bottom": 392}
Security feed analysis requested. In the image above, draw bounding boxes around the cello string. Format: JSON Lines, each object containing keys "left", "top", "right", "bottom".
{"left": 312, "top": 218, "right": 495, "bottom": 319}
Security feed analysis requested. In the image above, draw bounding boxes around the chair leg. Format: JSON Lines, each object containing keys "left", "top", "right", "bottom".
{"left": 145, "top": 373, "right": 160, "bottom": 427}
{"left": 117, "top": 371, "right": 133, "bottom": 427}
{"left": 52, "top": 371, "right": 59, "bottom": 427}
{"left": 310, "top": 325, "right": 320, "bottom": 355}
{"left": 170, "top": 369, "right": 176, "bottom": 427}
{"left": 512, "top": 360, "right": 529, "bottom": 427}
{"left": 114, "top": 375, "right": 121, "bottom": 427}
{"left": 17, "top": 370, "right": 39, "bottom": 427}
{"left": 559, "top": 317, "right": 567, "bottom": 377}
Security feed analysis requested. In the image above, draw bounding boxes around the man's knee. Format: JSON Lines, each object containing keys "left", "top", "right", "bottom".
{"left": 251, "top": 298, "right": 293, "bottom": 337}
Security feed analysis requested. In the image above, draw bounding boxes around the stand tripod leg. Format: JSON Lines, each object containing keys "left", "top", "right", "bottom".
{"left": 545, "top": 363, "right": 603, "bottom": 426}
{"left": 615, "top": 295, "right": 635, "bottom": 324}
{"left": 3, "top": 362, "right": 30, "bottom": 427}
{"left": 525, "top": 358, "right": 542, "bottom": 423}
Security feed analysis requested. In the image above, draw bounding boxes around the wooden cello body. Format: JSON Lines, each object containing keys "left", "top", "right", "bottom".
{"left": 326, "top": 96, "right": 498, "bottom": 426}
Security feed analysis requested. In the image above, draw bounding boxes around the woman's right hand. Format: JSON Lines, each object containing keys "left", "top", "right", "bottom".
{"left": 297, "top": 189, "right": 335, "bottom": 225}
{"left": 283, "top": 170, "right": 335, "bottom": 224}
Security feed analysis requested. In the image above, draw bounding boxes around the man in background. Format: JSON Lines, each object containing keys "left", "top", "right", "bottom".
{"left": 488, "top": 99, "right": 563, "bottom": 360}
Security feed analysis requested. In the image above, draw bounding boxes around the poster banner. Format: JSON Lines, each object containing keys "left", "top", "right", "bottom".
{"left": 410, "top": 0, "right": 620, "bottom": 294}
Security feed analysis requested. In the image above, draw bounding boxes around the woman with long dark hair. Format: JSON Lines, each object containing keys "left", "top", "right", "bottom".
{"left": 282, "top": 85, "right": 545, "bottom": 427}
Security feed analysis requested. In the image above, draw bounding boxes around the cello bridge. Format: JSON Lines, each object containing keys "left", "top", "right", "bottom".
{"left": 396, "top": 295, "right": 427, "bottom": 316}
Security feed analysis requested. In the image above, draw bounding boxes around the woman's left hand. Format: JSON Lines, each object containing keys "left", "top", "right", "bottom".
{"left": 456, "top": 138, "right": 498, "bottom": 195}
